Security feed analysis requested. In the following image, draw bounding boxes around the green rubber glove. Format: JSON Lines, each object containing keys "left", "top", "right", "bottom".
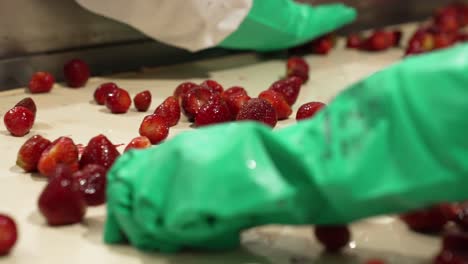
{"left": 219, "top": 1, "right": 356, "bottom": 51}
{"left": 104, "top": 44, "right": 468, "bottom": 252}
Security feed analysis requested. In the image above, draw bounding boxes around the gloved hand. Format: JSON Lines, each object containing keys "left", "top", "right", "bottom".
{"left": 75, "top": 0, "right": 356, "bottom": 52}
{"left": 104, "top": 44, "right": 468, "bottom": 252}
{"left": 219, "top": 1, "right": 356, "bottom": 51}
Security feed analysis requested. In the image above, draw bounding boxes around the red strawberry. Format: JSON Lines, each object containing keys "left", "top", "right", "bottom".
{"left": 38, "top": 168, "right": 86, "bottom": 226}
{"left": 314, "top": 225, "right": 351, "bottom": 252}
{"left": 105, "top": 88, "right": 131, "bottom": 114}
{"left": 181, "top": 86, "right": 217, "bottom": 121}
{"left": 286, "top": 57, "right": 309, "bottom": 83}
{"left": 63, "top": 59, "right": 90, "bottom": 88}
{"left": 139, "top": 114, "right": 169, "bottom": 144}
{"left": 195, "top": 98, "right": 232, "bottom": 127}
{"left": 346, "top": 33, "right": 362, "bottom": 49}
{"left": 222, "top": 89, "right": 251, "bottom": 119}
{"left": 311, "top": 34, "right": 334, "bottom": 54}
{"left": 361, "top": 30, "right": 392, "bottom": 51}
{"left": 400, "top": 206, "right": 448, "bottom": 233}
{"left": 258, "top": 90, "right": 292, "bottom": 120}
{"left": 173, "top": 81, "right": 197, "bottom": 99}
{"left": 73, "top": 164, "right": 107, "bottom": 206}
{"left": 28, "top": 72, "right": 55, "bottom": 93}
{"left": 236, "top": 98, "right": 277, "bottom": 128}
{"left": 79, "top": 134, "right": 120, "bottom": 171}
{"left": 134, "top": 90, "right": 152, "bottom": 112}
{"left": 38, "top": 137, "right": 79, "bottom": 178}
{"left": 15, "top": 97, "right": 37, "bottom": 115}
{"left": 200, "top": 80, "right": 224, "bottom": 94}
{"left": 124, "top": 136, "right": 152, "bottom": 152}
{"left": 94, "top": 82, "right": 118, "bottom": 105}
{"left": 0, "top": 214, "right": 18, "bottom": 256}
{"left": 154, "top": 96, "right": 181, "bottom": 127}
{"left": 268, "top": 76, "right": 303, "bottom": 106}
{"left": 296, "top": 102, "right": 326, "bottom": 121}
{"left": 17, "top": 135, "right": 52, "bottom": 172}
{"left": 4, "top": 106, "right": 35, "bottom": 137}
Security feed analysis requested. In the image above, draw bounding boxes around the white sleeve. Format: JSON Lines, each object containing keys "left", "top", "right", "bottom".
{"left": 75, "top": 0, "right": 253, "bottom": 52}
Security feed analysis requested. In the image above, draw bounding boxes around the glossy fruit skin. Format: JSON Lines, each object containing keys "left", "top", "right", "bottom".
{"left": 194, "top": 98, "right": 232, "bottom": 127}
{"left": 314, "top": 225, "right": 351, "bottom": 252}
{"left": 134, "top": 90, "right": 152, "bottom": 112}
{"left": 311, "top": 34, "right": 335, "bottom": 54}
{"left": 105, "top": 88, "right": 132, "bottom": 114}
{"left": 154, "top": 96, "right": 181, "bottom": 127}
{"left": 37, "top": 137, "right": 79, "bottom": 178}
{"left": 139, "top": 114, "right": 170, "bottom": 144}
{"left": 268, "top": 76, "right": 303, "bottom": 106}
{"left": 286, "top": 57, "right": 309, "bottom": 83}
{"left": 400, "top": 205, "right": 448, "bottom": 233}
{"left": 0, "top": 214, "right": 17, "bottom": 256}
{"left": 236, "top": 98, "right": 277, "bottom": 128}
{"left": 173, "top": 82, "right": 197, "bottom": 99}
{"left": 124, "top": 136, "right": 152, "bottom": 152}
{"left": 63, "top": 59, "right": 90, "bottom": 88}
{"left": 79, "top": 134, "right": 120, "bottom": 172}
{"left": 221, "top": 87, "right": 251, "bottom": 119}
{"left": 73, "top": 164, "right": 107, "bottom": 206}
{"left": 16, "top": 135, "right": 52, "bottom": 172}
{"left": 346, "top": 34, "right": 362, "bottom": 49}
{"left": 296, "top": 102, "right": 326, "bottom": 121}
{"left": 362, "top": 30, "right": 392, "bottom": 51}
{"left": 38, "top": 171, "right": 86, "bottom": 226}
{"left": 15, "top": 97, "right": 37, "bottom": 115}
{"left": 3, "top": 106, "right": 35, "bottom": 137}
{"left": 28, "top": 72, "right": 55, "bottom": 93}
{"left": 94, "top": 82, "right": 118, "bottom": 105}
{"left": 200, "top": 80, "right": 224, "bottom": 94}
{"left": 181, "top": 86, "right": 217, "bottom": 121}
{"left": 258, "top": 90, "right": 292, "bottom": 120}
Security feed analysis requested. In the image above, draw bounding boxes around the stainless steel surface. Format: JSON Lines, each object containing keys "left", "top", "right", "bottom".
{"left": 0, "top": 0, "right": 467, "bottom": 90}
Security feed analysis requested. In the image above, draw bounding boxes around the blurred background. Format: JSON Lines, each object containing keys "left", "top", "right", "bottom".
{"left": 0, "top": 0, "right": 465, "bottom": 89}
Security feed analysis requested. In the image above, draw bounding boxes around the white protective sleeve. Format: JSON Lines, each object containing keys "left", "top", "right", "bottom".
{"left": 76, "top": 0, "right": 253, "bottom": 52}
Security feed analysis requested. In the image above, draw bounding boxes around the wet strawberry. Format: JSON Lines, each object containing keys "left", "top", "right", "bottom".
{"left": 16, "top": 135, "right": 51, "bottom": 172}
{"left": 195, "top": 98, "right": 232, "bottom": 127}
{"left": 173, "top": 81, "right": 197, "bottom": 100}
{"left": 134, "top": 90, "right": 152, "bottom": 112}
{"left": 268, "top": 76, "right": 303, "bottom": 106}
{"left": 15, "top": 97, "right": 37, "bottom": 115}
{"left": 139, "top": 114, "right": 169, "bottom": 144}
{"left": 38, "top": 167, "right": 86, "bottom": 226}
{"left": 28, "top": 72, "right": 55, "bottom": 93}
{"left": 361, "top": 30, "right": 392, "bottom": 51}
{"left": 94, "top": 82, "right": 118, "bottom": 105}
{"left": 286, "top": 57, "right": 309, "bottom": 83}
{"left": 73, "top": 164, "right": 107, "bottom": 206}
{"left": 105, "top": 88, "right": 131, "bottom": 114}
{"left": 63, "top": 59, "right": 90, "bottom": 88}
{"left": 236, "top": 98, "right": 277, "bottom": 128}
{"left": 200, "top": 80, "right": 224, "bottom": 94}
{"left": 0, "top": 214, "right": 17, "bottom": 256}
{"left": 4, "top": 106, "right": 35, "bottom": 137}
{"left": 258, "top": 90, "right": 292, "bottom": 120}
{"left": 400, "top": 205, "right": 448, "bottom": 233}
{"left": 346, "top": 33, "right": 362, "bottom": 49}
{"left": 79, "top": 134, "right": 120, "bottom": 171}
{"left": 124, "top": 136, "right": 152, "bottom": 152}
{"left": 311, "top": 34, "right": 335, "bottom": 54}
{"left": 222, "top": 89, "right": 251, "bottom": 119}
{"left": 38, "top": 137, "right": 79, "bottom": 178}
{"left": 314, "top": 225, "right": 351, "bottom": 252}
{"left": 181, "top": 86, "right": 216, "bottom": 121}
{"left": 154, "top": 96, "right": 180, "bottom": 127}
{"left": 296, "top": 102, "right": 326, "bottom": 121}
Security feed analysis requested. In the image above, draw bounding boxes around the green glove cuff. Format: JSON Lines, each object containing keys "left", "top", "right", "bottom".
{"left": 219, "top": 1, "right": 356, "bottom": 51}
{"left": 104, "top": 44, "right": 468, "bottom": 252}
